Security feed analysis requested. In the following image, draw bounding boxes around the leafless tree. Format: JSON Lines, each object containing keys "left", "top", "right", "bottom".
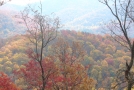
{"left": 99, "top": 0, "right": 134, "bottom": 90}
{"left": 21, "top": 2, "right": 60, "bottom": 90}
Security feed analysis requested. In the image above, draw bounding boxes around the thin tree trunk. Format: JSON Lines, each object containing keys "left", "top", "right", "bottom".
{"left": 128, "top": 82, "right": 132, "bottom": 90}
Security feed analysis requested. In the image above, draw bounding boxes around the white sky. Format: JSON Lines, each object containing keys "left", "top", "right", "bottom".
{"left": 9, "top": 0, "right": 41, "bottom": 6}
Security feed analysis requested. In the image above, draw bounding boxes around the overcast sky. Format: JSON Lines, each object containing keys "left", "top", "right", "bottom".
{"left": 8, "top": 0, "right": 106, "bottom": 13}
{"left": 9, "top": 0, "right": 41, "bottom": 6}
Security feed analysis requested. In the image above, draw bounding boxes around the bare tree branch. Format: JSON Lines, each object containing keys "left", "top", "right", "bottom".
{"left": 21, "top": 2, "right": 60, "bottom": 90}
{"left": 99, "top": 0, "right": 134, "bottom": 89}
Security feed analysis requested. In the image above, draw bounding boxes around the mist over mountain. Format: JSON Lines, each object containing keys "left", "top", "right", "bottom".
{"left": 0, "top": 7, "right": 25, "bottom": 37}
{"left": 0, "top": 1, "right": 133, "bottom": 37}
{"left": 0, "top": 3, "right": 111, "bottom": 36}
{"left": 56, "top": 7, "right": 113, "bottom": 33}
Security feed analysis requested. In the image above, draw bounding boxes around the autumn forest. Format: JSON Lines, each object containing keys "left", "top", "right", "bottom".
{"left": 0, "top": 0, "right": 134, "bottom": 90}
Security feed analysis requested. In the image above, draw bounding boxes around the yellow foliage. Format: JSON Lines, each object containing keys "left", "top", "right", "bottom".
{"left": 0, "top": 58, "right": 3, "bottom": 63}
{"left": 79, "top": 77, "right": 96, "bottom": 90}
{"left": 13, "top": 64, "right": 20, "bottom": 70}
{"left": 5, "top": 67, "right": 12, "bottom": 73}
{"left": 98, "top": 88, "right": 105, "bottom": 90}
{"left": 4, "top": 61, "right": 12, "bottom": 66}
{"left": 101, "top": 60, "right": 108, "bottom": 67}
{"left": 20, "top": 65, "right": 25, "bottom": 69}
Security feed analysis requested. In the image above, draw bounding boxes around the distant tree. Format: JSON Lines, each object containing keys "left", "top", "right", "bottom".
{"left": 90, "top": 49, "right": 103, "bottom": 61}
{"left": 20, "top": 2, "right": 60, "bottom": 90}
{"left": 99, "top": 0, "right": 134, "bottom": 89}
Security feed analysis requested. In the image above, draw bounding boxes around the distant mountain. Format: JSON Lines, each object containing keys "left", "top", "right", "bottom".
{"left": 0, "top": 8, "right": 25, "bottom": 38}
{"left": 0, "top": 1, "right": 113, "bottom": 35}
{"left": 56, "top": 7, "right": 113, "bottom": 34}
{"left": 0, "top": 4, "right": 133, "bottom": 38}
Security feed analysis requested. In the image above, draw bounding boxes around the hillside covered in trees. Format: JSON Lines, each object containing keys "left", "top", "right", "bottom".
{"left": 0, "top": 30, "right": 133, "bottom": 89}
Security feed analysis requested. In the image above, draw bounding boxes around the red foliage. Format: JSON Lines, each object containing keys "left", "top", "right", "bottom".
{"left": 0, "top": 72, "right": 20, "bottom": 90}
{"left": 14, "top": 57, "right": 57, "bottom": 90}
{"left": 53, "top": 53, "right": 87, "bottom": 89}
